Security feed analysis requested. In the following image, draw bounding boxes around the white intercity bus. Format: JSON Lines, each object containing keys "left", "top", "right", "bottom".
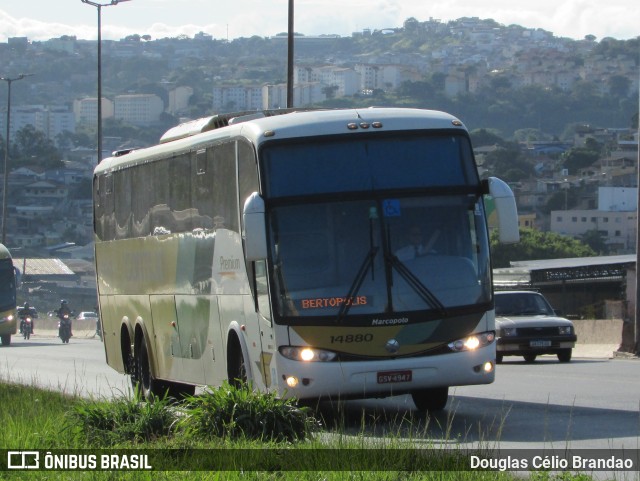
{"left": 93, "top": 107, "right": 519, "bottom": 410}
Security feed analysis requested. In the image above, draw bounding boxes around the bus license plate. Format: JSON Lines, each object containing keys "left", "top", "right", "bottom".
{"left": 530, "top": 340, "right": 551, "bottom": 348}
{"left": 377, "top": 370, "right": 412, "bottom": 384}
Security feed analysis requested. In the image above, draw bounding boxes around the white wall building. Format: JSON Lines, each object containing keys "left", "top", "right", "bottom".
{"left": 354, "top": 64, "right": 414, "bottom": 91}
{"left": 262, "top": 83, "right": 325, "bottom": 109}
{"left": 550, "top": 187, "right": 638, "bottom": 253}
{"left": 73, "top": 97, "right": 115, "bottom": 125}
{"left": 597, "top": 186, "right": 637, "bottom": 211}
{"left": 114, "top": 94, "right": 164, "bottom": 125}
{"left": 168, "top": 86, "right": 193, "bottom": 114}
{"left": 0, "top": 105, "right": 76, "bottom": 141}
{"left": 212, "top": 85, "right": 264, "bottom": 113}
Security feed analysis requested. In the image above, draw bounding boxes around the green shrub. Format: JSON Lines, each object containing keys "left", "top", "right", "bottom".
{"left": 67, "top": 392, "right": 178, "bottom": 446}
{"left": 178, "top": 382, "right": 320, "bottom": 442}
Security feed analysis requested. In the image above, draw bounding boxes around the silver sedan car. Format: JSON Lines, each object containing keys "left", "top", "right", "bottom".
{"left": 494, "top": 290, "right": 577, "bottom": 363}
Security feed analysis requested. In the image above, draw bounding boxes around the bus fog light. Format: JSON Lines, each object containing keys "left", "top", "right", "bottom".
{"left": 285, "top": 376, "right": 299, "bottom": 388}
{"left": 473, "top": 361, "right": 494, "bottom": 373}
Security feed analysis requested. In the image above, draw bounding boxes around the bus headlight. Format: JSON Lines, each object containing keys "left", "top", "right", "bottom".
{"left": 448, "top": 331, "right": 495, "bottom": 352}
{"left": 279, "top": 346, "right": 338, "bottom": 362}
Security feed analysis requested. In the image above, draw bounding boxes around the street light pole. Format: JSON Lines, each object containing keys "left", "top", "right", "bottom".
{"left": 1, "top": 73, "right": 34, "bottom": 245}
{"left": 287, "top": 0, "right": 294, "bottom": 108}
{"left": 81, "top": 0, "right": 130, "bottom": 163}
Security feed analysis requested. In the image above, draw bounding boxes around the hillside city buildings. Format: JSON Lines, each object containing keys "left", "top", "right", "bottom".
{"left": 0, "top": 17, "right": 638, "bottom": 255}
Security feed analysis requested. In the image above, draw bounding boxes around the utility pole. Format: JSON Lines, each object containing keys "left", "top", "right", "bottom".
{"left": 287, "top": 0, "right": 294, "bottom": 108}
{"left": 1, "top": 74, "right": 34, "bottom": 244}
{"left": 81, "top": 0, "right": 131, "bottom": 162}
{"left": 635, "top": 56, "right": 640, "bottom": 355}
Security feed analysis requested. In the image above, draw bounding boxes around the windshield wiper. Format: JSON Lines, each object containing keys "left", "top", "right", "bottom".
{"left": 336, "top": 246, "right": 379, "bottom": 323}
{"left": 388, "top": 254, "right": 448, "bottom": 317}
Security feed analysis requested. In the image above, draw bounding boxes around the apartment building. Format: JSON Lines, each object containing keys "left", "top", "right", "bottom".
{"left": 261, "top": 83, "right": 326, "bottom": 109}
{"left": 73, "top": 97, "right": 115, "bottom": 125}
{"left": 551, "top": 187, "right": 638, "bottom": 253}
{"left": 212, "top": 85, "right": 263, "bottom": 113}
{"left": 0, "top": 105, "right": 75, "bottom": 141}
{"left": 114, "top": 94, "right": 164, "bottom": 125}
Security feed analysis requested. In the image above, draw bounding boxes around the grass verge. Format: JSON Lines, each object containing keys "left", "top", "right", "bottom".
{"left": 0, "top": 382, "right": 601, "bottom": 481}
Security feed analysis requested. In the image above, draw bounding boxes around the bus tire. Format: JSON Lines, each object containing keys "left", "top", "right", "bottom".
{"left": 411, "top": 386, "right": 449, "bottom": 412}
{"left": 1, "top": 334, "right": 10, "bottom": 346}
{"left": 227, "top": 336, "right": 247, "bottom": 388}
{"left": 164, "top": 380, "right": 196, "bottom": 399}
{"left": 134, "top": 336, "right": 165, "bottom": 400}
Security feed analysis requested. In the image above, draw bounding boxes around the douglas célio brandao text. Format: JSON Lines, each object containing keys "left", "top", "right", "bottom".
{"left": 470, "top": 454, "right": 635, "bottom": 471}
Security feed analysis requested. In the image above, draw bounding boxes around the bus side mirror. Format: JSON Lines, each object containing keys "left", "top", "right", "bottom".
{"left": 243, "top": 192, "right": 268, "bottom": 261}
{"left": 486, "top": 177, "right": 520, "bottom": 244}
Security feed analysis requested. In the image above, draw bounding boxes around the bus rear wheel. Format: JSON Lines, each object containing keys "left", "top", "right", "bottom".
{"left": 133, "top": 337, "right": 164, "bottom": 400}
{"left": 411, "top": 386, "right": 449, "bottom": 412}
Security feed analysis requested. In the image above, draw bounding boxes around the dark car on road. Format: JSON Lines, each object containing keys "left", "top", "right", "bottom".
{"left": 494, "top": 290, "right": 577, "bottom": 363}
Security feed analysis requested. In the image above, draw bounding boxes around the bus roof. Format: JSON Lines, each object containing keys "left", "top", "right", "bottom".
{"left": 95, "top": 107, "right": 467, "bottom": 175}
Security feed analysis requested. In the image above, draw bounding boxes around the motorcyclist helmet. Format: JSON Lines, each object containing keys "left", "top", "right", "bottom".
{"left": 61, "top": 300, "right": 67, "bottom": 305}
{"left": 23, "top": 302, "right": 29, "bottom": 308}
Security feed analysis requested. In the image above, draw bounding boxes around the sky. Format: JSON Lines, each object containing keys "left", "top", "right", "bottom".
{"left": 0, "top": 0, "right": 638, "bottom": 43}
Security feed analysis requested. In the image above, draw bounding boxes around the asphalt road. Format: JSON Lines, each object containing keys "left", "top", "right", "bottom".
{"left": 1, "top": 334, "right": 638, "bottom": 458}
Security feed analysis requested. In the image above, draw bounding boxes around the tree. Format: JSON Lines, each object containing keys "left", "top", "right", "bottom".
{"left": 482, "top": 145, "right": 535, "bottom": 181}
{"left": 561, "top": 147, "right": 599, "bottom": 174}
{"left": 321, "top": 85, "right": 339, "bottom": 99}
{"left": 580, "top": 229, "right": 608, "bottom": 255}
{"left": 609, "top": 75, "right": 631, "bottom": 98}
{"left": 490, "top": 228, "right": 596, "bottom": 268}
{"left": 12, "top": 125, "right": 62, "bottom": 169}
{"left": 470, "top": 128, "right": 506, "bottom": 147}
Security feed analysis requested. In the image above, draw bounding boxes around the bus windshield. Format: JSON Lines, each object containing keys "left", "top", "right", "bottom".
{"left": 261, "top": 132, "right": 478, "bottom": 197}
{"left": 262, "top": 132, "right": 490, "bottom": 323}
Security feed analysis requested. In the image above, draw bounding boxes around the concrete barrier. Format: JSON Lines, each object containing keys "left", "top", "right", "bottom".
{"left": 571, "top": 318, "right": 623, "bottom": 345}
{"left": 36, "top": 317, "right": 99, "bottom": 332}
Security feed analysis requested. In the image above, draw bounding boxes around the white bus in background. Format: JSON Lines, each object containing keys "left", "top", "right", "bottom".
{"left": 93, "top": 107, "right": 519, "bottom": 411}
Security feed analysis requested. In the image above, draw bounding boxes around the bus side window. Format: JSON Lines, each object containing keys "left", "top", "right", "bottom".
{"left": 103, "top": 173, "right": 115, "bottom": 241}
{"left": 212, "top": 142, "right": 239, "bottom": 233}
{"left": 192, "top": 148, "right": 213, "bottom": 231}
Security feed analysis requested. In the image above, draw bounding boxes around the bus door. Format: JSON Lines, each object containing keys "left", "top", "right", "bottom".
{"left": 212, "top": 229, "right": 272, "bottom": 391}
{"left": 249, "top": 259, "right": 277, "bottom": 391}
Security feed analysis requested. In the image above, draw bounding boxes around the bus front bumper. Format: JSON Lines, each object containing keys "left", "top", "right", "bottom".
{"left": 275, "top": 343, "right": 496, "bottom": 401}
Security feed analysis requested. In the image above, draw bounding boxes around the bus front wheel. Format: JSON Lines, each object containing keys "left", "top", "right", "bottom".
{"left": 227, "top": 339, "right": 247, "bottom": 388}
{"left": 411, "top": 386, "right": 449, "bottom": 412}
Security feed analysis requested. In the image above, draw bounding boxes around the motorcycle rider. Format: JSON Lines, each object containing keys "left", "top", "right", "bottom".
{"left": 56, "top": 300, "right": 73, "bottom": 337}
{"left": 17, "top": 301, "right": 36, "bottom": 334}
